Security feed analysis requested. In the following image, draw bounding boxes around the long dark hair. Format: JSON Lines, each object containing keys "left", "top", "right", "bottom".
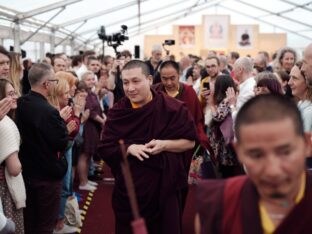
{"left": 213, "top": 75, "right": 237, "bottom": 105}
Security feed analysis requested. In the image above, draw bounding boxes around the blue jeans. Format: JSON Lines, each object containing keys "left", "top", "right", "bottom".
{"left": 58, "top": 142, "right": 74, "bottom": 219}
{"left": 88, "top": 157, "right": 95, "bottom": 176}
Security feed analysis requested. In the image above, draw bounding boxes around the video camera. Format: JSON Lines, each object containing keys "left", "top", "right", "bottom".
{"left": 98, "top": 25, "right": 129, "bottom": 55}
{"left": 163, "top": 40, "right": 175, "bottom": 46}
{"left": 162, "top": 39, "right": 175, "bottom": 55}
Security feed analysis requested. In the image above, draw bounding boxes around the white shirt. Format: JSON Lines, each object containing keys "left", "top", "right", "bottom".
{"left": 298, "top": 100, "right": 312, "bottom": 132}
{"left": 76, "top": 64, "right": 87, "bottom": 80}
{"left": 232, "top": 77, "right": 256, "bottom": 120}
{"left": 180, "top": 65, "right": 192, "bottom": 83}
{"left": 192, "top": 77, "right": 201, "bottom": 95}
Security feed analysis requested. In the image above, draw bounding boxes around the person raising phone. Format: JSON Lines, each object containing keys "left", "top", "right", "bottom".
{"left": 199, "top": 56, "right": 222, "bottom": 126}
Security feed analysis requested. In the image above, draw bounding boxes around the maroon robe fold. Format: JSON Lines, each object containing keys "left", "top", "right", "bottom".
{"left": 196, "top": 170, "right": 312, "bottom": 234}
{"left": 153, "top": 82, "right": 214, "bottom": 170}
{"left": 98, "top": 89, "right": 198, "bottom": 234}
{"left": 82, "top": 91, "right": 103, "bottom": 154}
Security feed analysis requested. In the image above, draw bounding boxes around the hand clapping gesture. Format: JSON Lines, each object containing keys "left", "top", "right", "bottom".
{"left": 225, "top": 87, "right": 237, "bottom": 106}
{"left": 59, "top": 106, "right": 72, "bottom": 121}
{"left": 66, "top": 120, "right": 77, "bottom": 134}
{"left": 0, "top": 97, "right": 13, "bottom": 120}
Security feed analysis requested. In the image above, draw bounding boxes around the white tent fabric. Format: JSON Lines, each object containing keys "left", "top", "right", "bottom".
{"left": 0, "top": 0, "right": 311, "bottom": 59}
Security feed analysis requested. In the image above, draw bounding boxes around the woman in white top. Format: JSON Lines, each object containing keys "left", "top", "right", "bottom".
{"left": 0, "top": 79, "right": 26, "bottom": 234}
{"left": 288, "top": 61, "right": 312, "bottom": 133}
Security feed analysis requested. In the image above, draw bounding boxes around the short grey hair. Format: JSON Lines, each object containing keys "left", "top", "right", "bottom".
{"left": 218, "top": 55, "right": 228, "bottom": 66}
{"left": 234, "top": 57, "right": 254, "bottom": 74}
{"left": 28, "top": 63, "right": 53, "bottom": 86}
{"left": 81, "top": 71, "right": 94, "bottom": 81}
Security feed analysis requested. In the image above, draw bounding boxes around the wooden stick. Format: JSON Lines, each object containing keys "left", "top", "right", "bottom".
{"left": 119, "top": 139, "right": 140, "bottom": 219}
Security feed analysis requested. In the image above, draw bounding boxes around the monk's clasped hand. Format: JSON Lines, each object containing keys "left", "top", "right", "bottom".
{"left": 145, "top": 139, "right": 166, "bottom": 155}
{"left": 127, "top": 144, "right": 151, "bottom": 161}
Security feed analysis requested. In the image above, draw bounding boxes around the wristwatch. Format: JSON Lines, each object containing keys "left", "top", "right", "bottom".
{"left": 230, "top": 105, "right": 236, "bottom": 111}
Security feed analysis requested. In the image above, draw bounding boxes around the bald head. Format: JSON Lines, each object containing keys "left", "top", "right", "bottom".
{"left": 254, "top": 54, "right": 267, "bottom": 73}
{"left": 180, "top": 56, "right": 191, "bottom": 70}
{"left": 302, "top": 43, "right": 312, "bottom": 86}
{"left": 233, "top": 57, "right": 253, "bottom": 82}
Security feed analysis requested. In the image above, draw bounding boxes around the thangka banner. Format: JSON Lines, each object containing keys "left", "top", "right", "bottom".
{"left": 203, "top": 15, "right": 229, "bottom": 49}
{"left": 236, "top": 25, "right": 254, "bottom": 49}
{"left": 179, "top": 26, "right": 195, "bottom": 48}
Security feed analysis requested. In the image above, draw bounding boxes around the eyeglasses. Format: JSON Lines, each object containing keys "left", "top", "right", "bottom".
{"left": 7, "top": 91, "right": 17, "bottom": 97}
{"left": 48, "top": 79, "right": 59, "bottom": 84}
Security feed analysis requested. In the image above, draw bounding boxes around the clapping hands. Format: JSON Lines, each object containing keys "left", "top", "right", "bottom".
{"left": 0, "top": 97, "right": 13, "bottom": 120}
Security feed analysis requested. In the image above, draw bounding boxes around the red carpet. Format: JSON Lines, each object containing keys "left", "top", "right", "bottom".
{"left": 79, "top": 166, "right": 196, "bottom": 234}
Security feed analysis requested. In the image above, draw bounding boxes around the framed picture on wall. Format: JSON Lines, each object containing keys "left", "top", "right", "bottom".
{"left": 179, "top": 26, "right": 195, "bottom": 48}
{"left": 203, "top": 15, "right": 229, "bottom": 49}
{"left": 236, "top": 25, "right": 254, "bottom": 49}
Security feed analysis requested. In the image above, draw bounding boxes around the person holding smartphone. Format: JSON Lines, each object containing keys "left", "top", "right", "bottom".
{"left": 109, "top": 50, "right": 133, "bottom": 103}
{"left": 199, "top": 56, "right": 221, "bottom": 105}
{"left": 199, "top": 56, "right": 222, "bottom": 127}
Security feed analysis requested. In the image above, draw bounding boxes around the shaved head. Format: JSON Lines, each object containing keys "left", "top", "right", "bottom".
{"left": 235, "top": 94, "right": 304, "bottom": 141}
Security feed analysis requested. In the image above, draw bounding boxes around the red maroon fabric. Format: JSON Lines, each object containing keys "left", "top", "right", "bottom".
{"left": 153, "top": 82, "right": 214, "bottom": 168}
{"left": 82, "top": 91, "right": 103, "bottom": 154}
{"left": 59, "top": 104, "right": 80, "bottom": 141}
{"left": 66, "top": 114, "right": 80, "bottom": 140}
{"left": 98, "top": 89, "right": 198, "bottom": 234}
{"left": 197, "top": 171, "right": 312, "bottom": 234}
{"left": 222, "top": 176, "right": 247, "bottom": 234}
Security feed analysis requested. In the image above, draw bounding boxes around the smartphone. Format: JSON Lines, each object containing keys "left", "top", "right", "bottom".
{"left": 203, "top": 82, "right": 210, "bottom": 90}
{"left": 68, "top": 98, "right": 74, "bottom": 107}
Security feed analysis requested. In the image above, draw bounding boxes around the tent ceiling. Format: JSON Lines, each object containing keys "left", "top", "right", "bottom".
{"left": 0, "top": 0, "right": 311, "bottom": 49}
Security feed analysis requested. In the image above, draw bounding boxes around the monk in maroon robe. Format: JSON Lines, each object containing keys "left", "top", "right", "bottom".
{"left": 98, "top": 60, "right": 197, "bottom": 234}
{"left": 195, "top": 94, "right": 312, "bottom": 234}
{"left": 155, "top": 61, "right": 213, "bottom": 173}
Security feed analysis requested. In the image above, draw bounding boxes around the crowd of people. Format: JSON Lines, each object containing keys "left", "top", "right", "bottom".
{"left": 0, "top": 41, "right": 312, "bottom": 234}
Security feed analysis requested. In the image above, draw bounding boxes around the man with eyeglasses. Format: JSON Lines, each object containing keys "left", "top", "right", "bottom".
{"left": 16, "top": 63, "right": 68, "bottom": 234}
{"left": 199, "top": 56, "right": 221, "bottom": 103}
{"left": 198, "top": 56, "right": 222, "bottom": 126}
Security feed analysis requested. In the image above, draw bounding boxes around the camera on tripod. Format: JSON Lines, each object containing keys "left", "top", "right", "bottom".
{"left": 98, "top": 25, "right": 129, "bottom": 46}
{"left": 98, "top": 25, "right": 129, "bottom": 56}
{"left": 162, "top": 39, "right": 175, "bottom": 55}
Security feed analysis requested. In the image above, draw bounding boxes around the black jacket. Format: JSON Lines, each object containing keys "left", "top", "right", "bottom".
{"left": 145, "top": 59, "right": 162, "bottom": 84}
{"left": 16, "top": 91, "right": 68, "bottom": 181}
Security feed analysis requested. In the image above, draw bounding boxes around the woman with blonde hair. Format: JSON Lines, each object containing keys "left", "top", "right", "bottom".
{"left": 49, "top": 75, "right": 84, "bottom": 233}
{"left": 55, "top": 71, "right": 78, "bottom": 97}
{"left": 9, "top": 52, "right": 23, "bottom": 96}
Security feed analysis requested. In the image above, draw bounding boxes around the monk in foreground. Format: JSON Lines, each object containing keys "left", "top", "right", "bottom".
{"left": 196, "top": 94, "right": 312, "bottom": 234}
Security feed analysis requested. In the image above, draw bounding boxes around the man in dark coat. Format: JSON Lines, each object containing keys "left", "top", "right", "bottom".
{"left": 196, "top": 94, "right": 312, "bottom": 234}
{"left": 98, "top": 60, "right": 197, "bottom": 234}
{"left": 145, "top": 44, "right": 162, "bottom": 84}
{"left": 16, "top": 63, "right": 68, "bottom": 234}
